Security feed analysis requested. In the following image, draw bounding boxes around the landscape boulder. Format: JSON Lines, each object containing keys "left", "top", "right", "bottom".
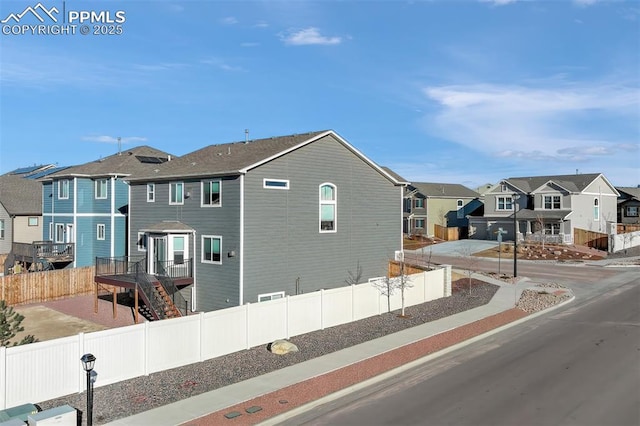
{"left": 270, "top": 339, "right": 299, "bottom": 355}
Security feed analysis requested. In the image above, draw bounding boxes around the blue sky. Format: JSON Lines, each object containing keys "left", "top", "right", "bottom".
{"left": 1, "top": 0, "right": 638, "bottom": 189}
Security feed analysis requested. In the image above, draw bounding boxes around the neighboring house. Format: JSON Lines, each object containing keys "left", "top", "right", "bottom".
{"left": 402, "top": 182, "right": 481, "bottom": 238}
{"left": 469, "top": 173, "right": 619, "bottom": 244}
{"left": 0, "top": 175, "right": 43, "bottom": 256}
{"left": 122, "top": 130, "right": 405, "bottom": 312}
{"left": 42, "top": 146, "right": 173, "bottom": 267}
{"left": 616, "top": 187, "right": 640, "bottom": 224}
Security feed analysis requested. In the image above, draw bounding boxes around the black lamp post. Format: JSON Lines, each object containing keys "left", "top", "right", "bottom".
{"left": 513, "top": 194, "right": 519, "bottom": 278}
{"left": 81, "top": 353, "right": 96, "bottom": 426}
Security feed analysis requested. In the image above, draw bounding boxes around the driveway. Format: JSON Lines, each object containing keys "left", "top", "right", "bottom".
{"left": 406, "top": 240, "right": 499, "bottom": 256}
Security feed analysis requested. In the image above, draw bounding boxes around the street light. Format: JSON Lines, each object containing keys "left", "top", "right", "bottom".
{"left": 81, "top": 353, "right": 96, "bottom": 426}
{"left": 512, "top": 194, "right": 520, "bottom": 278}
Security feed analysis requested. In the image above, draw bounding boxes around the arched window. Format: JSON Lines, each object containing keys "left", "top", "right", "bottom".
{"left": 319, "top": 183, "right": 337, "bottom": 232}
{"left": 593, "top": 198, "right": 599, "bottom": 221}
{"left": 457, "top": 199, "right": 464, "bottom": 219}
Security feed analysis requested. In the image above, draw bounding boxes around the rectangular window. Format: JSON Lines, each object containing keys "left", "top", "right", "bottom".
{"left": 95, "top": 179, "right": 108, "bottom": 199}
{"left": 594, "top": 198, "right": 600, "bottom": 221}
{"left": 97, "top": 224, "right": 106, "bottom": 240}
{"left": 543, "top": 195, "right": 561, "bottom": 210}
{"left": 170, "top": 182, "right": 184, "bottom": 205}
{"left": 147, "top": 183, "right": 155, "bottom": 202}
{"left": 415, "top": 219, "right": 425, "bottom": 228}
{"left": 415, "top": 198, "right": 424, "bottom": 208}
{"left": 457, "top": 199, "right": 464, "bottom": 219}
{"left": 0, "top": 219, "right": 4, "bottom": 239}
{"left": 544, "top": 223, "right": 561, "bottom": 235}
{"left": 626, "top": 206, "right": 638, "bottom": 217}
{"left": 202, "top": 180, "right": 221, "bottom": 206}
{"left": 501, "top": 184, "right": 507, "bottom": 192}
{"left": 55, "top": 224, "right": 65, "bottom": 243}
{"left": 263, "top": 179, "right": 290, "bottom": 190}
{"left": 258, "top": 291, "right": 285, "bottom": 302}
{"left": 497, "top": 196, "right": 513, "bottom": 211}
{"left": 202, "top": 236, "right": 222, "bottom": 264}
{"left": 137, "top": 232, "right": 147, "bottom": 251}
{"left": 28, "top": 217, "right": 38, "bottom": 226}
{"left": 58, "top": 180, "right": 69, "bottom": 199}
{"left": 173, "top": 236, "right": 184, "bottom": 264}
{"left": 49, "top": 223, "right": 53, "bottom": 241}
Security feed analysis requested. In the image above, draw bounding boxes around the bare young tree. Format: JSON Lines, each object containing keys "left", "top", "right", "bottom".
{"left": 535, "top": 214, "right": 546, "bottom": 249}
{"left": 345, "top": 261, "right": 363, "bottom": 285}
{"left": 456, "top": 245, "right": 480, "bottom": 295}
{"left": 371, "top": 259, "right": 414, "bottom": 316}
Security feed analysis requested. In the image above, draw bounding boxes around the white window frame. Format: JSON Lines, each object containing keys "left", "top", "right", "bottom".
{"left": 28, "top": 217, "right": 38, "bottom": 226}
{"left": 544, "top": 223, "right": 561, "bottom": 235}
{"left": 0, "top": 219, "right": 4, "bottom": 239}
{"left": 147, "top": 183, "right": 155, "bottom": 202}
{"left": 415, "top": 218, "right": 425, "bottom": 229}
{"left": 55, "top": 223, "right": 65, "bottom": 243}
{"left": 501, "top": 184, "right": 507, "bottom": 192}
{"left": 258, "top": 291, "right": 285, "bottom": 302}
{"left": 543, "top": 195, "right": 561, "bottom": 210}
{"left": 170, "top": 182, "right": 184, "bottom": 205}
{"left": 594, "top": 198, "right": 600, "bottom": 221}
{"left": 137, "top": 232, "right": 147, "bottom": 251}
{"left": 97, "top": 224, "right": 106, "bottom": 240}
{"left": 201, "top": 180, "right": 222, "bottom": 207}
{"left": 49, "top": 222, "right": 53, "bottom": 241}
{"left": 457, "top": 199, "right": 464, "bottom": 219}
{"left": 201, "top": 235, "right": 222, "bottom": 264}
{"left": 415, "top": 198, "right": 424, "bottom": 208}
{"left": 496, "top": 196, "right": 513, "bottom": 211}
{"left": 58, "top": 179, "right": 69, "bottom": 199}
{"left": 626, "top": 206, "right": 639, "bottom": 217}
{"left": 95, "top": 179, "right": 108, "bottom": 199}
{"left": 319, "top": 183, "right": 337, "bottom": 233}
{"left": 263, "top": 179, "right": 290, "bottom": 190}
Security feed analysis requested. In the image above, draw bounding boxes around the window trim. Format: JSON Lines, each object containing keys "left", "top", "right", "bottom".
{"left": 169, "top": 182, "right": 184, "bottom": 205}
{"left": 201, "top": 180, "right": 222, "bottom": 207}
{"left": 0, "top": 219, "right": 4, "bottom": 239}
{"left": 319, "top": 183, "right": 337, "bottom": 233}
{"left": 58, "top": 179, "right": 69, "bottom": 199}
{"left": 201, "top": 235, "right": 222, "bottom": 264}
{"left": 137, "top": 232, "right": 147, "bottom": 252}
{"left": 496, "top": 196, "right": 513, "bottom": 211}
{"left": 414, "top": 198, "right": 424, "bottom": 208}
{"left": 263, "top": 179, "right": 290, "bottom": 190}
{"left": 49, "top": 222, "right": 53, "bottom": 241}
{"left": 97, "top": 224, "right": 106, "bottom": 241}
{"left": 147, "top": 183, "right": 155, "bottom": 202}
{"left": 95, "top": 179, "right": 108, "bottom": 200}
{"left": 544, "top": 223, "right": 561, "bottom": 235}
{"left": 543, "top": 195, "right": 561, "bottom": 210}
{"left": 28, "top": 217, "right": 38, "bottom": 226}
{"left": 258, "top": 291, "right": 285, "bottom": 302}
{"left": 415, "top": 218, "right": 425, "bottom": 229}
{"left": 594, "top": 198, "right": 600, "bottom": 221}
{"left": 55, "top": 223, "right": 65, "bottom": 243}
{"left": 626, "top": 206, "right": 639, "bottom": 217}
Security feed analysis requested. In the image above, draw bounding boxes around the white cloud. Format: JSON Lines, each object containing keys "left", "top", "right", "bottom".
{"left": 82, "top": 136, "right": 148, "bottom": 144}
{"left": 280, "top": 27, "right": 342, "bottom": 46}
{"left": 201, "top": 58, "right": 246, "bottom": 72}
{"left": 241, "top": 42, "right": 260, "bottom": 47}
{"left": 254, "top": 21, "right": 269, "bottom": 28}
{"left": 220, "top": 16, "right": 238, "bottom": 25}
{"left": 422, "top": 82, "right": 639, "bottom": 161}
{"left": 479, "top": 0, "right": 518, "bottom": 6}
{"left": 573, "top": 0, "right": 599, "bottom": 6}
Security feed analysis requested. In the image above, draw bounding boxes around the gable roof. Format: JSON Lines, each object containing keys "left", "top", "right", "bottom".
{"left": 616, "top": 186, "right": 640, "bottom": 201}
{"left": 127, "top": 130, "right": 403, "bottom": 186}
{"left": 504, "top": 173, "right": 603, "bottom": 193}
{"left": 410, "top": 182, "right": 479, "bottom": 198}
{"left": 0, "top": 174, "right": 42, "bottom": 215}
{"left": 44, "top": 146, "right": 173, "bottom": 179}
{"left": 380, "top": 167, "right": 410, "bottom": 185}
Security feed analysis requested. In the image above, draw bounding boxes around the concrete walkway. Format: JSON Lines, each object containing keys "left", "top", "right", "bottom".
{"left": 105, "top": 275, "right": 567, "bottom": 426}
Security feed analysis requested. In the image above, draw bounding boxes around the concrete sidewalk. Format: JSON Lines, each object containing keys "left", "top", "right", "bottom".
{"left": 106, "top": 275, "right": 568, "bottom": 426}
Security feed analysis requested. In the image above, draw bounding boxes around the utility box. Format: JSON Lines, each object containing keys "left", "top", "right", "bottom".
{"left": 0, "top": 418, "right": 29, "bottom": 426}
{"left": 0, "top": 403, "right": 39, "bottom": 423}
{"left": 27, "top": 405, "right": 76, "bottom": 426}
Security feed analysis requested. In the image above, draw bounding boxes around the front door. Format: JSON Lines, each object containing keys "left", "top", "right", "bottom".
{"left": 150, "top": 236, "right": 166, "bottom": 275}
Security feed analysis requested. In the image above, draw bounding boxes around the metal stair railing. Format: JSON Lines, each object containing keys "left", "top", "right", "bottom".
{"left": 132, "top": 258, "right": 167, "bottom": 320}
{"left": 154, "top": 261, "right": 188, "bottom": 316}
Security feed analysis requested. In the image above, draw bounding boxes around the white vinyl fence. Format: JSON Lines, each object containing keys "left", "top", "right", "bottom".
{"left": 610, "top": 230, "right": 640, "bottom": 253}
{"left": 1, "top": 266, "right": 451, "bottom": 409}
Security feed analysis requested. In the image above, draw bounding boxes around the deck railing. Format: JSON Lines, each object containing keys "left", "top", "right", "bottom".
{"left": 95, "top": 255, "right": 146, "bottom": 276}
{"left": 12, "top": 241, "right": 75, "bottom": 261}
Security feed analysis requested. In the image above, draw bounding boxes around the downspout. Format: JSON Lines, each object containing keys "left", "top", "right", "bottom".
{"left": 73, "top": 177, "right": 77, "bottom": 267}
{"left": 191, "top": 229, "right": 197, "bottom": 311}
{"left": 110, "top": 177, "right": 115, "bottom": 257}
{"left": 400, "top": 186, "right": 404, "bottom": 252}
{"left": 239, "top": 174, "right": 245, "bottom": 306}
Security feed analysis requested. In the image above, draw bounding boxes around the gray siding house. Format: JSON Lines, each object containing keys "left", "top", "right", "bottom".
{"left": 469, "top": 173, "right": 618, "bottom": 244}
{"left": 127, "top": 130, "right": 405, "bottom": 312}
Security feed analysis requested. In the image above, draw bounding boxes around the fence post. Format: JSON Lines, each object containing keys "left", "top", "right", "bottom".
{"left": 0, "top": 345, "right": 6, "bottom": 409}
{"left": 246, "top": 303, "right": 251, "bottom": 350}
{"left": 77, "top": 332, "right": 85, "bottom": 393}
{"left": 198, "top": 311, "right": 204, "bottom": 362}
{"left": 320, "top": 289, "right": 325, "bottom": 330}
{"left": 144, "top": 322, "right": 150, "bottom": 376}
{"left": 351, "top": 285, "right": 355, "bottom": 322}
{"left": 286, "top": 296, "right": 290, "bottom": 340}
{"left": 442, "top": 265, "right": 452, "bottom": 297}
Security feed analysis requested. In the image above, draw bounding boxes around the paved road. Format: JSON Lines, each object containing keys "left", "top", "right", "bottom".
{"left": 280, "top": 270, "right": 640, "bottom": 426}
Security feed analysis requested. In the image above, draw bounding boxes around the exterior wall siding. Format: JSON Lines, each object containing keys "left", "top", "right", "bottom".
{"left": 129, "top": 177, "right": 241, "bottom": 312}
{"left": 13, "top": 216, "right": 42, "bottom": 244}
{"left": 242, "top": 134, "right": 401, "bottom": 304}
{"left": 53, "top": 179, "right": 74, "bottom": 214}
{"left": 0, "top": 206, "right": 11, "bottom": 254}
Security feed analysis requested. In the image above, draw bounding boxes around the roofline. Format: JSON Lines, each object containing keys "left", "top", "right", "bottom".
{"left": 531, "top": 180, "right": 572, "bottom": 193}
{"left": 239, "top": 130, "right": 407, "bottom": 186}
{"left": 126, "top": 171, "right": 242, "bottom": 183}
{"left": 501, "top": 179, "right": 527, "bottom": 194}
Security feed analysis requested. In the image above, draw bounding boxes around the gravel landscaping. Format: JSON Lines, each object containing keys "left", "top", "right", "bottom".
{"left": 37, "top": 278, "right": 567, "bottom": 425}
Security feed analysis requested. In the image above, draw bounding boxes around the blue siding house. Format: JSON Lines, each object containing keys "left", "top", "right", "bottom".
{"left": 122, "top": 130, "right": 406, "bottom": 313}
{"left": 42, "top": 146, "right": 173, "bottom": 267}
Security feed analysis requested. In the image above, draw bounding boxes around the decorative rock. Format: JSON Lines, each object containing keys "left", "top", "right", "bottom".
{"left": 270, "top": 339, "right": 299, "bottom": 355}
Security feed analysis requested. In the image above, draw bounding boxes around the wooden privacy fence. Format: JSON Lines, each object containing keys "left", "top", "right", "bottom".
{"left": 434, "top": 224, "right": 459, "bottom": 241}
{"left": 573, "top": 228, "right": 608, "bottom": 251}
{"left": 617, "top": 223, "right": 640, "bottom": 234}
{"left": 1, "top": 266, "right": 95, "bottom": 305}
